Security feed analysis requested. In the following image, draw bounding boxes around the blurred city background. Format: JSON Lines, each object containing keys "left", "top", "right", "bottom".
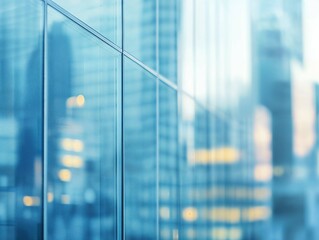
{"left": 1, "top": 0, "right": 319, "bottom": 239}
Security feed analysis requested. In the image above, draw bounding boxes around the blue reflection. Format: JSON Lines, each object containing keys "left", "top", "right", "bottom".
{"left": 47, "top": 8, "right": 119, "bottom": 240}
{"left": 124, "top": 58, "right": 157, "bottom": 240}
{"left": 0, "top": 1, "right": 43, "bottom": 239}
{"left": 2, "top": 0, "right": 319, "bottom": 240}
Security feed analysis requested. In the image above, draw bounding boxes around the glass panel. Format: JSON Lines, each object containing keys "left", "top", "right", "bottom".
{"left": 124, "top": 58, "right": 157, "bottom": 239}
{"left": 124, "top": 0, "right": 156, "bottom": 69}
{"left": 158, "top": 0, "right": 178, "bottom": 82}
{"left": 252, "top": 1, "right": 317, "bottom": 239}
{"left": 179, "top": 95, "right": 197, "bottom": 239}
{"left": 52, "top": 0, "right": 121, "bottom": 46}
{"left": 158, "top": 82, "right": 178, "bottom": 239}
{"left": 47, "top": 7, "right": 120, "bottom": 240}
{"left": 178, "top": 0, "right": 195, "bottom": 95}
{"left": 0, "top": 1, "right": 43, "bottom": 239}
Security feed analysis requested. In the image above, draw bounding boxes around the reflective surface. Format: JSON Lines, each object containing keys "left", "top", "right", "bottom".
{"left": 124, "top": 0, "right": 156, "bottom": 69}
{"left": 47, "top": 7, "right": 120, "bottom": 240}
{"left": 0, "top": 1, "right": 43, "bottom": 239}
{"left": 158, "top": 0, "right": 178, "bottom": 82}
{"left": 159, "top": 82, "right": 178, "bottom": 239}
{"left": 53, "top": 0, "right": 121, "bottom": 46}
{"left": 2, "top": 0, "right": 319, "bottom": 240}
{"left": 124, "top": 58, "right": 157, "bottom": 240}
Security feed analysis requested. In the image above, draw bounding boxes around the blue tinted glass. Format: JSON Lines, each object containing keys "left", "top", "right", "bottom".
{"left": 0, "top": 1, "right": 43, "bottom": 239}
{"left": 124, "top": 58, "right": 157, "bottom": 239}
{"left": 159, "top": 82, "right": 178, "bottom": 238}
{"left": 178, "top": 0, "right": 195, "bottom": 95}
{"left": 158, "top": 0, "right": 178, "bottom": 82}
{"left": 47, "top": 7, "right": 120, "bottom": 240}
{"left": 52, "top": 0, "right": 121, "bottom": 45}
{"left": 124, "top": 0, "right": 157, "bottom": 69}
{"left": 179, "top": 96, "right": 204, "bottom": 239}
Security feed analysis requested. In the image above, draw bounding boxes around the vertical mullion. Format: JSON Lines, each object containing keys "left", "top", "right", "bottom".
{"left": 156, "top": 80, "right": 160, "bottom": 240}
{"left": 155, "top": 0, "right": 160, "bottom": 239}
{"left": 118, "top": 0, "right": 124, "bottom": 239}
{"left": 42, "top": 0, "right": 48, "bottom": 240}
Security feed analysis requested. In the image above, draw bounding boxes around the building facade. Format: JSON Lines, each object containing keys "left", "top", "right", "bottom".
{"left": 1, "top": 0, "right": 319, "bottom": 240}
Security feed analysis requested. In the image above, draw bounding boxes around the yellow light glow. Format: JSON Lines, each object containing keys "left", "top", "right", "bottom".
{"left": 160, "top": 207, "right": 170, "bottom": 220}
{"left": 47, "top": 192, "right": 54, "bottom": 203}
{"left": 73, "top": 140, "right": 84, "bottom": 152}
{"left": 211, "top": 227, "right": 228, "bottom": 240}
{"left": 254, "top": 164, "right": 272, "bottom": 182}
{"left": 23, "top": 196, "right": 33, "bottom": 207}
{"left": 210, "top": 207, "right": 241, "bottom": 223}
{"left": 188, "top": 147, "right": 240, "bottom": 165}
{"left": 61, "top": 138, "right": 73, "bottom": 151}
{"left": 242, "top": 206, "right": 271, "bottom": 222}
{"left": 61, "top": 155, "right": 83, "bottom": 168}
{"left": 211, "top": 227, "right": 242, "bottom": 240}
{"left": 76, "top": 94, "right": 85, "bottom": 107}
{"left": 66, "top": 94, "right": 86, "bottom": 108}
{"left": 182, "top": 207, "right": 198, "bottom": 222}
{"left": 61, "top": 138, "right": 84, "bottom": 152}
{"left": 61, "top": 194, "right": 70, "bottom": 204}
{"left": 58, "top": 169, "right": 72, "bottom": 182}
{"left": 208, "top": 186, "right": 271, "bottom": 201}
{"left": 23, "top": 196, "right": 40, "bottom": 207}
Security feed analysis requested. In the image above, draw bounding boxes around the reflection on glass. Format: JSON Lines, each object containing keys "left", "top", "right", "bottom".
{"left": 124, "top": 58, "right": 157, "bottom": 239}
{"left": 158, "top": 0, "right": 178, "bottom": 82}
{"left": 179, "top": 95, "right": 197, "bottom": 239}
{"left": 159, "top": 82, "right": 178, "bottom": 239}
{"left": 2, "top": 0, "right": 319, "bottom": 239}
{"left": 52, "top": 0, "right": 121, "bottom": 45}
{"left": 0, "top": 1, "right": 43, "bottom": 240}
{"left": 47, "top": 7, "right": 120, "bottom": 240}
{"left": 124, "top": 0, "right": 156, "bottom": 69}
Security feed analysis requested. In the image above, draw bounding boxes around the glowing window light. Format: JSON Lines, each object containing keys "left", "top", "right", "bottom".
{"left": 188, "top": 147, "right": 240, "bottom": 165}
{"left": 58, "top": 169, "right": 72, "bottom": 182}
{"left": 211, "top": 227, "right": 242, "bottom": 240}
{"left": 60, "top": 138, "right": 84, "bottom": 152}
{"left": 47, "top": 192, "right": 54, "bottom": 203}
{"left": 23, "top": 196, "right": 40, "bottom": 207}
{"left": 73, "top": 139, "right": 84, "bottom": 152}
{"left": 61, "top": 155, "right": 83, "bottom": 168}
{"left": 254, "top": 164, "right": 272, "bottom": 182}
{"left": 182, "top": 207, "right": 198, "bottom": 222}
{"left": 76, "top": 94, "right": 85, "bottom": 107}
{"left": 242, "top": 206, "right": 271, "bottom": 222}
{"left": 211, "top": 227, "right": 228, "bottom": 240}
{"left": 210, "top": 207, "right": 241, "bottom": 223}
{"left": 66, "top": 94, "right": 86, "bottom": 108}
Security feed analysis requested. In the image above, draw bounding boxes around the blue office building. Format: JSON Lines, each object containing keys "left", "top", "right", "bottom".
{"left": 1, "top": 0, "right": 319, "bottom": 240}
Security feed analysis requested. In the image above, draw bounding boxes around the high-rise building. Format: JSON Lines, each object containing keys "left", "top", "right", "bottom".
{"left": 2, "top": 0, "right": 319, "bottom": 240}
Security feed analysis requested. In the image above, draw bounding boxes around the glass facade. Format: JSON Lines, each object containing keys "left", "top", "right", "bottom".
{"left": 1, "top": 0, "right": 319, "bottom": 239}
